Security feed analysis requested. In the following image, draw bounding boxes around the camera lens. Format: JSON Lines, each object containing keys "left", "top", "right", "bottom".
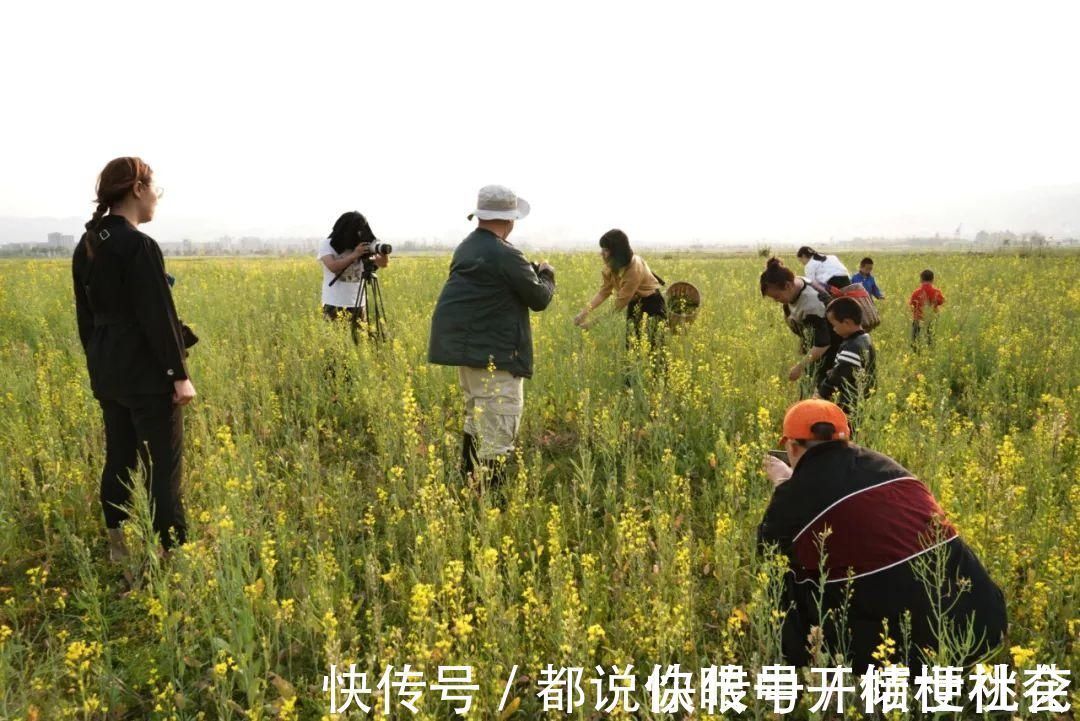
{"left": 374, "top": 242, "right": 392, "bottom": 255}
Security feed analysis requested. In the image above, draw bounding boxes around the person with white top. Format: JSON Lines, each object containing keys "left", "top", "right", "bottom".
{"left": 796, "top": 246, "right": 850, "bottom": 294}
{"left": 318, "top": 211, "right": 389, "bottom": 322}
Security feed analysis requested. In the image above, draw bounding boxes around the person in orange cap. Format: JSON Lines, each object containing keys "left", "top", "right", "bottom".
{"left": 759, "top": 400, "right": 1007, "bottom": 669}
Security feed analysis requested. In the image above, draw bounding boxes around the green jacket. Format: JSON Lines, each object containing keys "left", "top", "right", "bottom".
{"left": 428, "top": 228, "right": 555, "bottom": 378}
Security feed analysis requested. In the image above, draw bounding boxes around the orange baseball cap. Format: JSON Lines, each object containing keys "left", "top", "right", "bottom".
{"left": 781, "top": 399, "right": 850, "bottom": 443}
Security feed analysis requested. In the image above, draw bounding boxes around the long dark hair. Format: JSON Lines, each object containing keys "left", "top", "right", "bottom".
{"left": 83, "top": 157, "right": 153, "bottom": 260}
{"left": 797, "top": 246, "right": 827, "bottom": 262}
{"left": 759, "top": 257, "right": 796, "bottom": 295}
{"left": 599, "top": 228, "right": 634, "bottom": 271}
{"left": 328, "top": 211, "right": 375, "bottom": 254}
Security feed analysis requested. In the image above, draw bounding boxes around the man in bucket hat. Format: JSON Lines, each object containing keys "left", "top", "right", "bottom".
{"left": 429, "top": 185, "right": 555, "bottom": 491}
{"left": 759, "top": 399, "right": 1007, "bottom": 669}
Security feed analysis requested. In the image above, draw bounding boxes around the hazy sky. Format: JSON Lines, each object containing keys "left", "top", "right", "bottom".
{"left": 2, "top": 1, "right": 1078, "bottom": 245}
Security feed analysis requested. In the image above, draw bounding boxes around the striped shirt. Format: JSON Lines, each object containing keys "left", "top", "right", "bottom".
{"left": 818, "top": 330, "right": 876, "bottom": 414}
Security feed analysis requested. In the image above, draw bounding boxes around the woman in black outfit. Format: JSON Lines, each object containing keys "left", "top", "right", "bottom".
{"left": 72, "top": 157, "right": 197, "bottom": 558}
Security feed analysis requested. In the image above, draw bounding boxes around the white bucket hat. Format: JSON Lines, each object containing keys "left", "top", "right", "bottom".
{"left": 467, "top": 184, "right": 530, "bottom": 221}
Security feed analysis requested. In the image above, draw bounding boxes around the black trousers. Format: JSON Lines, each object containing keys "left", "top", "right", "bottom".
{"left": 322, "top": 304, "right": 365, "bottom": 322}
{"left": 98, "top": 394, "right": 186, "bottom": 549}
{"left": 623, "top": 292, "right": 668, "bottom": 385}
{"left": 625, "top": 291, "right": 667, "bottom": 346}
{"left": 826, "top": 275, "right": 851, "bottom": 290}
{"left": 912, "top": 319, "right": 934, "bottom": 348}
{"left": 807, "top": 344, "right": 840, "bottom": 394}
{"left": 780, "top": 539, "right": 1007, "bottom": 669}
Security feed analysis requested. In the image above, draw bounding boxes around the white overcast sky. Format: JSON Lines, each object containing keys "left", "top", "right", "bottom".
{"left": 2, "top": 1, "right": 1078, "bottom": 245}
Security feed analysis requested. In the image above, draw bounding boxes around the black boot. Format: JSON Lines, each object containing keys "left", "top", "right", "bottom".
{"left": 479, "top": 456, "right": 507, "bottom": 490}
{"left": 461, "top": 432, "right": 477, "bottom": 479}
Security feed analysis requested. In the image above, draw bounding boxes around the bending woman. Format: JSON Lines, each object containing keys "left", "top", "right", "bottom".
{"left": 759, "top": 257, "right": 840, "bottom": 388}
{"left": 72, "top": 157, "right": 197, "bottom": 558}
{"left": 574, "top": 229, "right": 666, "bottom": 346}
{"left": 796, "top": 246, "right": 850, "bottom": 293}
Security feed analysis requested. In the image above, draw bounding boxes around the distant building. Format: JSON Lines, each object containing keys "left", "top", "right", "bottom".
{"left": 975, "top": 230, "right": 1019, "bottom": 246}
{"left": 47, "top": 232, "right": 75, "bottom": 251}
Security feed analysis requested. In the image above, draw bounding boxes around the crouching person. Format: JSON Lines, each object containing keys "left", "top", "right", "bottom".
{"left": 759, "top": 399, "right": 1007, "bottom": 669}
{"left": 428, "top": 185, "right": 555, "bottom": 490}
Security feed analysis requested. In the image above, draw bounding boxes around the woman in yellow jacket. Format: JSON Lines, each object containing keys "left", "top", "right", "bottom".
{"left": 574, "top": 229, "right": 666, "bottom": 348}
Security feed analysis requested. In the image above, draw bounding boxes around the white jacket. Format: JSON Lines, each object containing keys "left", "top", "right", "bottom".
{"left": 804, "top": 255, "right": 849, "bottom": 286}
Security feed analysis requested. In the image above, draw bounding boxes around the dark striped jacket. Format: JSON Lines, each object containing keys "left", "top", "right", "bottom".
{"left": 818, "top": 330, "right": 876, "bottom": 414}
{"left": 758, "top": 441, "right": 1007, "bottom": 667}
{"left": 758, "top": 441, "right": 955, "bottom": 583}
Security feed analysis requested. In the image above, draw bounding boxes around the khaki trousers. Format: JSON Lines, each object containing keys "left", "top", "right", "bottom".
{"left": 458, "top": 366, "right": 523, "bottom": 460}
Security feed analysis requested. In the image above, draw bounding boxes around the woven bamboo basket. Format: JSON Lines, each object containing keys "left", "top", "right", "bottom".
{"left": 666, "top": 281, "right": 701, "bottom": 330}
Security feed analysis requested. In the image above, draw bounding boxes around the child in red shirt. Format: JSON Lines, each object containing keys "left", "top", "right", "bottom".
{"left": 910, "top": 268, "right": 945, "bottom": 348}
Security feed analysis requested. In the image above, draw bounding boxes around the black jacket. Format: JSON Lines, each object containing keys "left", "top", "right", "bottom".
{"left": 818, "top": 329, "right": 876, "bottom": 413}
{"left": 428, "top": 228, "right": 555, "bottom": 378}
{"left": 759, "top": 442, "right": 1006, "bottom": 667}
{"left": 72, "top": 215, "right": 195, "bottom": 398}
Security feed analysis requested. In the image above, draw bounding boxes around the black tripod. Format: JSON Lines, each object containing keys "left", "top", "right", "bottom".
{"left": 328, "top": 257, "right": 388, "bottom": 343}
{"left": 353, "top": 260, "right": 388, "bottom": 343}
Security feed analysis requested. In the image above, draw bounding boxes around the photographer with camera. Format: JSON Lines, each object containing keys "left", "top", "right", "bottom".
{"left": 428, "top": 185, "right": 555, "bottom": 491}
{"left": 318, "top": 211, "right": 389, "bottom": 323}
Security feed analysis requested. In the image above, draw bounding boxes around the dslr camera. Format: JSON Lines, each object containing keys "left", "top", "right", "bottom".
{"left": 329, "top": 211, "right": 393, "bottom": 259}
{"left": 364, "top": 240, "right": 393, "bottom": 258}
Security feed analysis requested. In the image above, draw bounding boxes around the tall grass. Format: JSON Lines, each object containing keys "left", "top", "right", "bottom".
{"left": 0, "top": 251, "right": 1076, "bottom": 718}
